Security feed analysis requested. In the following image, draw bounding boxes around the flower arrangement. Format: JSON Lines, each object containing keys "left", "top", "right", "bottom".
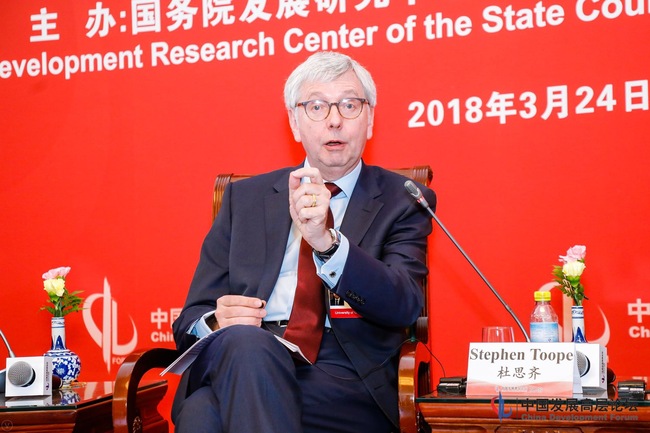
{"left": 552, "top": 245, "right": 587, "bottom": 306}
{"left": 41, "top": 267, "right": 84, "bottom": 317}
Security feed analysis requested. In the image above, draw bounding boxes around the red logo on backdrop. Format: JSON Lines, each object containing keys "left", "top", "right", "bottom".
{"left": 82, "top": 278, "right": 138, "bottom": 373}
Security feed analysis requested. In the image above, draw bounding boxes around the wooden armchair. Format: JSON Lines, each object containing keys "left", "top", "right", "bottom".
{"left": 113, "top": 166, "right": 434, "bottom": 433}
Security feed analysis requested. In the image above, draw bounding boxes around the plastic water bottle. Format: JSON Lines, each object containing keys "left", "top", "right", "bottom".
{"left": 530, "top": 291, "right": 559, "bottom": 342}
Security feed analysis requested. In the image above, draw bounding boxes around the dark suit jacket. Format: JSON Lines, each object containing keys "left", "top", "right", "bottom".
{"left": 172, "top": 162, "right": 436, "bottom": 426}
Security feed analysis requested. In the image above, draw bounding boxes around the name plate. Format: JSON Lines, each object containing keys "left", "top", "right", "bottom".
{"left": 466, "top": 342, "right": 581, "bottom": 397}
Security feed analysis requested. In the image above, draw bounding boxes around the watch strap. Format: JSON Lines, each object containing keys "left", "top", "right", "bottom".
{"left": 314, "top": 228, "right": 340, "bottom": 260}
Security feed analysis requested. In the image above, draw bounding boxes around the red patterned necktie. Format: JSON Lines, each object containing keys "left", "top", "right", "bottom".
{"left": 284, "top": 183, "right": 342, "bottom": 363}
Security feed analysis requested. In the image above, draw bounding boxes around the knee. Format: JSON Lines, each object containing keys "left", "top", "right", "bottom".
{"left": 205, "top": 325, "right": 291, "bottom": 366}
{"left": 191, "top": 325, "right": 295, "bottom": 390}
{"left": 220, "top": 324, "right": 271, "bottom": 341}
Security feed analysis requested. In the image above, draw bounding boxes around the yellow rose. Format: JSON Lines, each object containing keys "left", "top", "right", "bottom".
{"left": 44, "top": 278, "right": 65, "bottom": 297}
{"left": 563, "top": 261, "right": 586, "bottom": 278}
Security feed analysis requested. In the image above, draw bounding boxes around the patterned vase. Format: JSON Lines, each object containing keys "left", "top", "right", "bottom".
{"left": 571, "top": 305, "right": 588, "bottom": 343}
{"left": 57, "top": 388, "right": 82, "bottom": 405}
{"left": 44, "top": 316, "right": 81, "bottom": 387}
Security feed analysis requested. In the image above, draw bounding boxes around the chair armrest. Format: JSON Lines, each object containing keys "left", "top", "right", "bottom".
{"left": 113, "top": 348, "right": 179, "bottom": 433}
{"left": 398, "top": 340, "right": 432, "bottom": 433}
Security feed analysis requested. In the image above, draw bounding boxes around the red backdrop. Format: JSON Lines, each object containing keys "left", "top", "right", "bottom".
{"left": 2, "top": 0, "right": 649, "bottom": 421}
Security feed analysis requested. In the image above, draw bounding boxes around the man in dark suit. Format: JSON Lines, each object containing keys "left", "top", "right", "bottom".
{"left": 172, "top": 51, "right": 436, "bottom": 433}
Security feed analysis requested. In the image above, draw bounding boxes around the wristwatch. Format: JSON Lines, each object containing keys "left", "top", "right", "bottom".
{"left": 205, "top": 314, "right": 220, "bottom": 331}
{"left": 314, "top": 228, "right": 341, "bottom": 260}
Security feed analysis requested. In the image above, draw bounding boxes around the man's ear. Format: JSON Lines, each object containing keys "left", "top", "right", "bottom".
{"left": 366, "top": 107, "right": 374, "bottom": 140}
{"left": 287, "top": 108, "right": 302, "bottom": 142}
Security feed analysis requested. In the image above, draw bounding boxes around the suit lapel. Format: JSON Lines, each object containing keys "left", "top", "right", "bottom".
{"left": 257, "top": 172, "right": 292, "bottom": 300}
{"left": 340, "top": 165, "right": 384, "bottom": 246}
{"left": 255, "top": 164, "right": 383, "bottom": 297}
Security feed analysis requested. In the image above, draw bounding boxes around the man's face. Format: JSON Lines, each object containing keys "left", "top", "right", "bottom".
{"left": 287, "top": 70, "right": 374, "bottom": 181}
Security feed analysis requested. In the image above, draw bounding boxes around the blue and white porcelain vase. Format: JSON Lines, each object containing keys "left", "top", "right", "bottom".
{"left": 57, "top": 388, "right": 82, "bottom": 405}
{"left": 571, "top": 305, "right": 588, "bottom": 343}
{"left": 45, "top": 316, "right": 81, "bottom": 387}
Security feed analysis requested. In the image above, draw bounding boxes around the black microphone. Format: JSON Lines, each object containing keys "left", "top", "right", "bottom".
{"left": 404, "top": 180, "right": 531, "bottom": 342}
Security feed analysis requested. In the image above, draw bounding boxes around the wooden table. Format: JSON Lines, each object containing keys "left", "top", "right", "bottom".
{"left": 417, "top": 391, "right": 650, "bottom": 432}
{"left": 0, "top": 381, "right": 167, "bottom": 433}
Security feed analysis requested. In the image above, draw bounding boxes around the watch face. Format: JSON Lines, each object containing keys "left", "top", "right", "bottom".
{"left": 329, "top": 228, "right": 340, "bottom": 245}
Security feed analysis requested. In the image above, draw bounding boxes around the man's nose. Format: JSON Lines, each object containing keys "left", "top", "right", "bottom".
{"left": 326, "top": 104, "right": 343, "bottom": 127}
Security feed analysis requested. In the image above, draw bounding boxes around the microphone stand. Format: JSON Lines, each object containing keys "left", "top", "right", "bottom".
{"left": 0, "top": 329, "right": 16, "bottom": 357}
{"left": 405, "top": 181, "right": 530, "bottom": 342}
{"left": 0, "top": 329, "right": 16, "bottom": 393}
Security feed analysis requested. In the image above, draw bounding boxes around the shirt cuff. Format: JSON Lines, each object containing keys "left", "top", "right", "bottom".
{"left": 315, "top": 233, "right": 349, "bottom": 287}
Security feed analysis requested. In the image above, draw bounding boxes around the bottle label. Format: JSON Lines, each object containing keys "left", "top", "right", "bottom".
{"left": 530, "top": 322, "right": 559, "bottom": 343}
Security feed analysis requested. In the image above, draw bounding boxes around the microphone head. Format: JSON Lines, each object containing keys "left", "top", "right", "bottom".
{"left": 576, "top": 350, "right": 591, "bottom": 377}
{"left": 7, "top": 361, "right": 36, "bottom": 387}
{"left": 404, "top": 180, "right": 422, "bottom": 199}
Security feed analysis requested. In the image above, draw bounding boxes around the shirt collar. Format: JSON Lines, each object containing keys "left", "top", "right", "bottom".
{"left": 302, "top": 159, "right": 361, "bottom": 199}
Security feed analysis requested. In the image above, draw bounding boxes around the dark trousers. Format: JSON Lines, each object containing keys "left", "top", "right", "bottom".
{"left": 173, "top": 325, "right": 394, "bottom": 433}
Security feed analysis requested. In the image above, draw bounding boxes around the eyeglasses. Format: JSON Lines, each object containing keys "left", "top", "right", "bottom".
{"left": 296, "top": 98, "right": 368, "bottom": 121}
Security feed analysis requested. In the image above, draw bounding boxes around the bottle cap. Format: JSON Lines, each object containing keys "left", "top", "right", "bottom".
{"left": 534, "top": 291, "right": 551, "bottom": 302}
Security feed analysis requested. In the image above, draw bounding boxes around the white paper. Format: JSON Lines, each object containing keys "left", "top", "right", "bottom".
{"left": 466, "top": 342, "right": 577, "bottom": 397}
{"left": 161, "top": 328, "right": 225, "bottom": 376}
{"left": 272, "top": 335, "right": 311, "bottom": 365}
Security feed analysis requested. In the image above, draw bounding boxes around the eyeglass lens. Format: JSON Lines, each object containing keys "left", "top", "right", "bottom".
{"left": 300, "top": 98, "right": 366, "bottom": 121}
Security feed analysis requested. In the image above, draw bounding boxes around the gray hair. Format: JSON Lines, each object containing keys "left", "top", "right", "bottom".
{"left": 283, "top": 51, "right": 377, "bottom": 109}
